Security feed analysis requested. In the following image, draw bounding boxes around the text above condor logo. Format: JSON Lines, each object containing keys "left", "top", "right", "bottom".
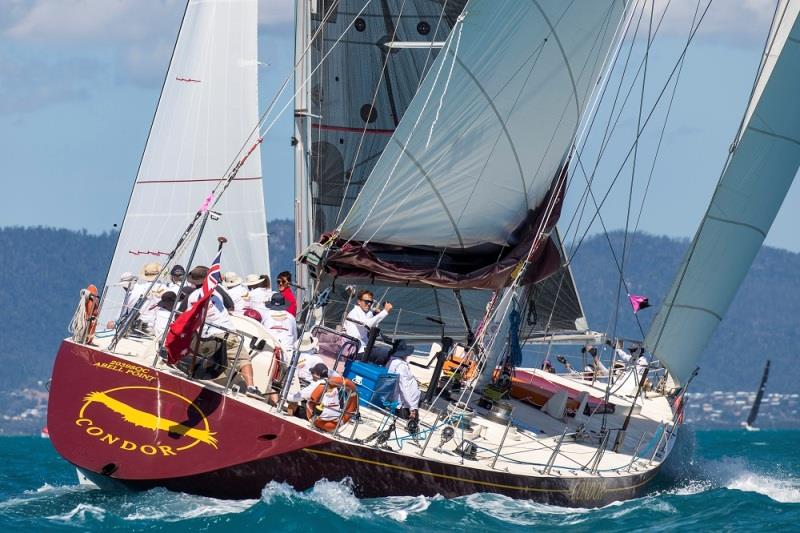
{"left": 75, "top": 386, "right": 218, "bottom": 457}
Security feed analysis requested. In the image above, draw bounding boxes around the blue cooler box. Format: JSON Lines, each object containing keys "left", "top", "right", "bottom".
{"left": 344, "top": 361, "right": 398, "bottom": 408}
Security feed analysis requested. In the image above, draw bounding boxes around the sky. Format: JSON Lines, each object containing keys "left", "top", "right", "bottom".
{"left": 0, "top": 0, "right": 798, "bottom": 253}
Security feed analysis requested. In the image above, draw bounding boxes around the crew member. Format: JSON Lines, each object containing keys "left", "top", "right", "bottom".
{"left": 344, "top": 289, "right": 393, "bottom": 353}
{"left": 386, "top": 340, "right": 420, "bottom": 421}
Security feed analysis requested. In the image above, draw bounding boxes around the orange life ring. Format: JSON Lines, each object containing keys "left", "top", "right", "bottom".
{"left": 85, "top": 284, "right": 99, "bottom": 343}
{"left": 306, "top": 376, "right": 359, "bottom": 432}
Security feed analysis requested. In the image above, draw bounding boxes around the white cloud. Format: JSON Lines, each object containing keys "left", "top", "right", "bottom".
{"left": 651, "top": 0, "right": 778, "bottom": 45}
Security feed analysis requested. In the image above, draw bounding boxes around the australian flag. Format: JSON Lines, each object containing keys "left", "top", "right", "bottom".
{"left": 165, "top": 249, "right": 222, "bottom": 364}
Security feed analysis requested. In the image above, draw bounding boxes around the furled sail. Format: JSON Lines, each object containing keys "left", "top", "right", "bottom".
{"left": 645, "top": 2, "right": 800, "bottom": 386}
{"left": 326, "top": 0, "right": 627, "bottom": 289}
{"left": 101, "top": 0, "right": 268, "bottom": 322}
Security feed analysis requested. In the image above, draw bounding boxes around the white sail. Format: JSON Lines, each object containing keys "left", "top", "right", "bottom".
{"left": 339, "top": 0, "right": 626, "bottom": 249}
{"left": 101, "top": 0, "right": 269, "bottom": 321}
{"left": 645, "top": 2, "right": 800, "bottom": 387}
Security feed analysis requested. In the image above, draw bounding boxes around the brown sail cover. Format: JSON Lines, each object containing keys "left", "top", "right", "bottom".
{"left": 321, "top": 174, "right": 565, "bottom": 290}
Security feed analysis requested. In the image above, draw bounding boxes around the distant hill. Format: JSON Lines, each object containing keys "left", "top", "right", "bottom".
{"left": 569, "top": 231, "right": 799, "bottom": 395}
{"left": 0, "top": 223, "right": 797, "bottom": 432}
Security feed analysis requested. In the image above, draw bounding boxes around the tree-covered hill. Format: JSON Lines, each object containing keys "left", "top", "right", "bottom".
{"left": 0, "top": 223, "right": 796, "bottom": 432}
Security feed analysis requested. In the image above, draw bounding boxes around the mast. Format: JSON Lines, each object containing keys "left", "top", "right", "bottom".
{"left": 745, "top": 359, "right": 770, "bottom": 428}
{"left": 294, "top": 0, "right": 313, "bottom": 303}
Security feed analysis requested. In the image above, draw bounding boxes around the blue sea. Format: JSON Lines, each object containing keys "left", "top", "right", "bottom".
{"left": 1, "top": 429, "right": 798, "bottom": 531}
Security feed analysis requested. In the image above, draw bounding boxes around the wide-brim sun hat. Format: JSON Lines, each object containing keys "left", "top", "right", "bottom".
{"left": 223, "top": 271, "right": 242, "bottom": 288}
{"left": 187, "top": 266, "right": 209, "bottom": 285}
{"left": 244, "top": 274, "right": 263, "bottom": 287}
{"left": 140, "top": 262, "right": 162, "bottom": 282}
{"left": 299, "top": 333, "right": 318, "bottom": 353}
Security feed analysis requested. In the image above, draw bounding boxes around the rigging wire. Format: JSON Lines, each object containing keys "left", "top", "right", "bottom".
{"left": 646, "top": 0, "right": 787, "bottom": 357}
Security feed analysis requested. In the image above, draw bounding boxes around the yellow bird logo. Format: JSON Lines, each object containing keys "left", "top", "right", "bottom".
{"left": 82, "top": 391, "right": 218, "bottom": 448}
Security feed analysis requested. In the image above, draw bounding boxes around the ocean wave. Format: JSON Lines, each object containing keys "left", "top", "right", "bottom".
{"left": 0, "top": 483, "right": 91, "bottom": 511}
{"left": 369, "top": 494, "right": 435, "bottom": 522}
{"left": 120, "top": 488, "right": 258, "bottom": 521}
{"left": 46, "top": 503, "right": 106, "bottom": 523}
{"left": 261, "top": 478, "right": 367, "bottom": 519}
{"left": 456, "top": 492, "right": 592, "bottom": 525}
{"left": 727, "top": 473, "right": 800, "bottom": 504}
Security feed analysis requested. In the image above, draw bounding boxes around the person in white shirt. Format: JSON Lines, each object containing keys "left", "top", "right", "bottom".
{"left": 164, "top": 264, "right": 186, "bottom": 294}
{"left": 344, "top": 290, "right": 393, "bottom": 353}
{"left": 286, "top": 362, "right": 330, "bottom": 417}
{"left": 152, "top": 291, "right": 177, "bottom": 338}
{"left": 262, "top": 294, "right": 297, "bottom": 359}
{"left": 295, "top": 333, "right": 322, "bottom": 384}
{"left": 386, "top": 341, "right": 420, "bottom": 421}
{"left": 130, "top": 262, "right": 166, "bottom": 332}
{"left": 185, "top": 266, "right": 259, "bottom": 395}
{"left": 222, "top": 272, "right": 249, "bottom": 312}
{"left": 244, "top": 274, "right": 275, "bottom": 305}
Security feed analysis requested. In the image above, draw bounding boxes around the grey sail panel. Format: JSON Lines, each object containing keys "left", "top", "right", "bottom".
{"left": 319, "top": 278, "right": 490, "bottom": 343}
{"left": 645, "top": 3, "right": 800, "bottom": 386}
{"left": 309, "top": 0, "right": 466, "bottom": 239}
{"left": 338, "top": 0, "right": 626, "bottom": 249}
{"left": 520, "top": 234, "right": 589, "bottom": 337}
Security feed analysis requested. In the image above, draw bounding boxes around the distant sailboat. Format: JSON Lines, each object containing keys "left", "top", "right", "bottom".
{"left": 743, "top": 360, "right": 770, "bottom": 432}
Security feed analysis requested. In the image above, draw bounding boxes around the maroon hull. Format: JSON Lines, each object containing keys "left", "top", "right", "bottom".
{"left": 49, "top": 340, "right": 658, "bottom": 507}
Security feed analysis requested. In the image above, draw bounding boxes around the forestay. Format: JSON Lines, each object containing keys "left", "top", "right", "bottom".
{"left": 338, "top": 0, "right": 626, "bottom": 249}
{"left": 646, "top": 1, "right": 800, "bottom": 386}
{"left": 101, "top": 0, "right": 269, "bottom": 322}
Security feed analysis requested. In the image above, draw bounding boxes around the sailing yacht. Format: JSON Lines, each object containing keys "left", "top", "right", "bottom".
{"left": 743, "top": 360, "right": 771, "bottom": 431}
{"left": 46, "top": 0, "right": 800, "bottom": 506}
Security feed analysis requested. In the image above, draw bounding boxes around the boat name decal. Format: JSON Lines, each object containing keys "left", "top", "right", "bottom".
{"left": 92, "top": 360, "right": 156, "bottom": 382}
{"left": 75, "top": 386, "right": 218, "bottom": 457}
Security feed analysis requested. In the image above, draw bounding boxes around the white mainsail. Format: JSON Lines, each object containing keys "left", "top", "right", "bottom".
{"left": 338, "top": 0, "right": 626, "bottom": 249}
{"left": 645, "top": 1, "right": 800, "bottom": 387}
{"left": 102, "top": 0, "right": 269, "bottom": 321}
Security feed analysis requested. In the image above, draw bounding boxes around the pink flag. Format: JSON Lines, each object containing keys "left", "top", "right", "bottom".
{"left": 628, "top": 294, "right": 651, "bottom": 314}
{"left": 198, "top": 193, "right": 214, "bottom": 214}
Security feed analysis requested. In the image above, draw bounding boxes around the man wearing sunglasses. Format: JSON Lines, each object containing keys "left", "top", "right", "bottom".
{"left": 344, "top": 289, "right": 393, "bottom": 354}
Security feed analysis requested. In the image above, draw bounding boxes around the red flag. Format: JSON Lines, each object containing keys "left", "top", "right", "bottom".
{"left": 164, "top": 249, "right": 222, "bottom": 364}
{"left": 628, "top": 294, "right": 651, "bottom": 314}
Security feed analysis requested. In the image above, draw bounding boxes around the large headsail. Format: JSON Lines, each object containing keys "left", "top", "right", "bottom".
{"left": 645, "top": 1, "right": 800, "bottom": 387}
{"left": 326, "top": 0, "right": 627, "bottom": 289}
{"left": 102, "top": 0, "right": 269, "bottom": 321}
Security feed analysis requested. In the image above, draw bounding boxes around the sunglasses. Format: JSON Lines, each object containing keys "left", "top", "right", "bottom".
{"left": 360, "top": 299, "right": 374, "bottom": 305}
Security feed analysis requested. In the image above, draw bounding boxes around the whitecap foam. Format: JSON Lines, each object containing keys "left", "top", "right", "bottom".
{"left": 121, "top": 488, "right": 257, "bottom": 521}
{"left": 727, "top": 473, "right": 800, "bottom": 504}
{"left": 260, "top": 480, "right": 298, "bottom": 505}
{"left": 457, "top": 492, "right": 592, "bottom": 525}
{"left": 47, "top": 503, "right": 107, "bottom": 523}
{"left": 0, "top": 483, "right": 90, "bottom": 510}
{"left": 670, "top": 480, "right": 712, "bottom": 496}
{"left": 369, "top": 494, "right": 433, "bottom": 522}
{"left": 261, "top": 478, "right": 367, "bottom": 519}
{"left": 305, "top": 478, "right": 366, "bottom": 518}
